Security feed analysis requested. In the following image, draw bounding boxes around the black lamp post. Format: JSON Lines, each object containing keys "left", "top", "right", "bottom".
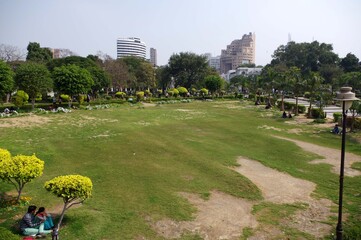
{"left": 334, "top": 87, "right": 359, "bottom": 240}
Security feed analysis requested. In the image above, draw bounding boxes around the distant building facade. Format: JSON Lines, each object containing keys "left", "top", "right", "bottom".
{"left": 220, "top": 32, "right": 256, "bottom": 74}
{"left": 117, "top": 37, "right": 146, "bottom": 59}
{"left": 150, "top": 47, "right": 157, "bottom": 66}
{"left": 204, "top": 53, "right": 221, "bottom": 72}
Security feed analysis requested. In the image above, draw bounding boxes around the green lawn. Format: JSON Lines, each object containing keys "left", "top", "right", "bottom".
{"left": 0, "top": 100, "right": 360, "bottom": 239}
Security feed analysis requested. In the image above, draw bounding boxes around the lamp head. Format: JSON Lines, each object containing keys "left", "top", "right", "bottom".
{"left": 335, "top": 87, "right": 359, "bottom": 110}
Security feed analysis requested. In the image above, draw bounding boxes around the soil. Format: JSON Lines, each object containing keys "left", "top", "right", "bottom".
{"left": 150, "top": 135, "right": 361, "bottom": 239}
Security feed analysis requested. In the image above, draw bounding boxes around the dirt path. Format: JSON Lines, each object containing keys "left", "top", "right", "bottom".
{"left": 151, "top": 137, "right": 347, "bottom": 239}
{"left": 150, "top": 191, "right": 257, "bottom": 240}
{"left": 234, "top": 157, "right": 334, "bottom": 239}
{"left": 275, "top": 136, "right": 361, "bottom": 177}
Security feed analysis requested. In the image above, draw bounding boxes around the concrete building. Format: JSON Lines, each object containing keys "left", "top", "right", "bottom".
{"left": 204, "top": 53, "right": 221, "bottom": 72}
{"left": 117, "top": 37, "right": 146, "bottom": 59}
{"left": 220, "top": 32, "right": 256, "bottom": 74}
{"left": 222, "top": 67, "right": 262, "bottom": 82}
{"left": 150, "top": 47, "right": 157, "bottom": 66}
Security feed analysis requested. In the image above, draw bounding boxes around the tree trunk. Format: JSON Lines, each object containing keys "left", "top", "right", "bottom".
{"left": 32, "top": 98, "right": 36, "bottom": 111}
{"left": 295, "top": 96, "right": 299, "bottom": 116}
{"left": 308, "top": 102, "right": 312, "bottom": 118}
{"left": 281, "top": 94, "right": 284, "bottom": 111}
{"left": 57, "top": 202, "right": 69, "bottom": 230}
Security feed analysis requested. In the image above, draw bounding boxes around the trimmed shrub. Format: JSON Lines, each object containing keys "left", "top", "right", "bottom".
{"left": 77, "top": 95, "right": 85, "bottom": 104}
{"left": 13, "top": 90, "right": 29, "bottom": 108}
{"left": 177, "top": 87, "right": 188, "bottom": 97}
{"left": 310, "top": 108, "right": 325, "bottom": 119}
{"left": 333, "top": 112, "right": 342, "bottom": 123}
{"left": 282, "top": 101, "right": 306, "bottom": 113}
{"left": 144, "top": 89, "right": 152, "bottom": 97}
{"left": 304, "top": 92, "right": 311, "bottom": 98}
{"left": 136, "top": 91, "right": 144, "bottom": 101}
{"left": 115, "top": 91, "right": 126, "bottom": 99}
{"left": 200, "top": 88, "right": 208, "bottom": 96}
{"left": 60, "top": 94, "right": 71, "bottom": 102}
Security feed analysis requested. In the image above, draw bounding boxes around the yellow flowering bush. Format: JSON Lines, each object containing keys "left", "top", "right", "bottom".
{"left": 44, "top": 175, "right": 92, "bottom": 201}
{"left": 0, "top": 148, "right": 44, "bottom": 202}
{"left": 44, "top": 175, "right": 93, "bottom": 229}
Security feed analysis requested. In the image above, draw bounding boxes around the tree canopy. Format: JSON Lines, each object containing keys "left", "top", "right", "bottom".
{"left": 52, "top": 64, "right": 94, "bottom": 98}
{"left": 14, "top": 62, "right": 52, "bottom": 109}
{"left": 26, "top": 42, "right": 52, "bottom": 62}
{"left": 0, "top": 60, "right": 14, "bottom": 102}
{"left": 168, "top": 52, "right": 209, "bottom": 88}
{"left": 44, "top": 175, "right": 93, "bottom": 229}
{"left": 0, "top": 148, "right": 44, "bottom": 202}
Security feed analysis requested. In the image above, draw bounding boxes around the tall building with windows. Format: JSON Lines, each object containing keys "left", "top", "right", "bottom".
{"left": 150, "top": 47, "right": 157, "bottom": 66}
{"left": 220, "top": 32, "right": 255, "bottom": 74}
{"left": 117, "top": 37, "right": 146, "bottom": 59}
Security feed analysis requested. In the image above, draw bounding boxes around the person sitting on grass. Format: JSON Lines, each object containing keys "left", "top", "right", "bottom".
{"left": 331, "top": 124, "right": 340, "bottom": 134}
{"left": 35, "top": 207, "right": 55, "bottom": 230}
{"left": 19, "top": 205, "right": 52, "bottom": 238}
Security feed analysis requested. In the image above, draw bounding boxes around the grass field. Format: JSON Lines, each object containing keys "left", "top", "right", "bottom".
{"left": 0, "top": 100, "right": 360, "bottom": 239}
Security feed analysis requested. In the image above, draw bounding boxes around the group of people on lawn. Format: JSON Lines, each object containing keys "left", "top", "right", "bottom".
{"left": 19, "top": 205, "right": 55, "bottom": 238}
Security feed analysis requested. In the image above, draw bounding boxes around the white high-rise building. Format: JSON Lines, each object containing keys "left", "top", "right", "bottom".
{"left": 117, "top": 37, "right": 146, "bottom": 59}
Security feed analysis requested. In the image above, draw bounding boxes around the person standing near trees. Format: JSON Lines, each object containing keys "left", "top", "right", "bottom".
{"left": 19, "top": 205, "right": 52, "bottom": 238}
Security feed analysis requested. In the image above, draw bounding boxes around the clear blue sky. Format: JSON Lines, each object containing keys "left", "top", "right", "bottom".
{"left": 1, "top": 0, "right": 360, "bottom": 66}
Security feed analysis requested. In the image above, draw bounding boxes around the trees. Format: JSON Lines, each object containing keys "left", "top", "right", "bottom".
{"left": 0, "top": 44, "right": 25, "bottom": 62}
{"left": 52, "top": 64, "right": 94, "bottom": 104}
{"left": 0, "top": 148, "right": 44, "bottom": 202}
{"left": 340, "top": 53, "right": 360, "bottom": 73}
{"left": 103, "top": 58, "right": 130, "bottom": 92}
{"left": 271, "top": 41, "right": 339, "bottom": 74}
{"left": 168, "top": 52, "right": 209, "bottom": 88}
{"left": 286, "top": 67, "right": 304, "bottom": 115}
{"left": 204, "top": 75, "right": 224, "bottom": 94}
{"left": 49, "top": 56, "right": 110, "bottom": 97}
{"left": 122, "top": 56, "right": 156, "bottom": 90}
{"left": 14, "top": 62, "right": 52, "bottom": 110}
{"left": 26, "top": 42, "right": 52, "bottom": 62}
{"left": 305, "top": 72, "right": 323, "bottom": 117}
{"left": 0, "top": 60, "right": 14, "bottom": 102}
{"left": 44, "top": 175, "right": 93, "bottom": 229}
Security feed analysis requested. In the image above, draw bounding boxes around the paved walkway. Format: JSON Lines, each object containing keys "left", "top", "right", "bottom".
{"left": 282, "top": 98, "right": 344, "bottom": 118}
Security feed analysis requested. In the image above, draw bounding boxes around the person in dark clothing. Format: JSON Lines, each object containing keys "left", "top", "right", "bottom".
{"left": 282, "top": 111, "right": 287, "bottom": 118}
{"left": 19, "top": 205, "right": 52, "bottom": 238}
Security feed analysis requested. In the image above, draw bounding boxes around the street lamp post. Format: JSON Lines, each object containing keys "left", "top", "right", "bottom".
{"left": 334, "top": 87, "right": 359, "bottom": 240}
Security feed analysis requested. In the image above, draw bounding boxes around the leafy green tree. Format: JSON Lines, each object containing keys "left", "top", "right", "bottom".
{"left": 52, "top": 64, "right": 94, "bottom": 105}
{"left": 319, "top": 64, "right": 343, "bottom": 93}
{"left": 103, "top": 58, "right": 130, "bottom": 91}
{"left": 44, "top": 175, "right": 93, "bottom": 229}
{"left": 339, "top": 72, "right": 361, "bottom": 92}
{"left": 0, "top": 148, "right": 44, "bottom": 202}
{"left": 0, "top": 60, "right": 14, "bottom": 102}
{"left": 271, "top": 41, "right": 339, "bottom": 74}
{"left": 26, "top": 42, "right": 52, "bottom": 62}
{"left": 49, "top": 56, "right": 110, "bottom": 97}
{"left": 122, "top": 56, "right": 156, "bottom": 90}
{"left": 168, "top": 52, "right": 209, "bottom": 88}
{"left": 204, "top": 75, "right": 224, "bottom": 95}
{"left": 286, "top": 67, "right": 304, "bottom": 115}
{"left": 305, "top": 72, "right": 323, "bottom": 117}
{"left": 156, "top": 65, "right": 171, "bottom": 90}
{"left": 340, "top": 53, "right": 360, "bottom": 73}
{"left": 15, "top": 62, "right": 52, "bottom": 110}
